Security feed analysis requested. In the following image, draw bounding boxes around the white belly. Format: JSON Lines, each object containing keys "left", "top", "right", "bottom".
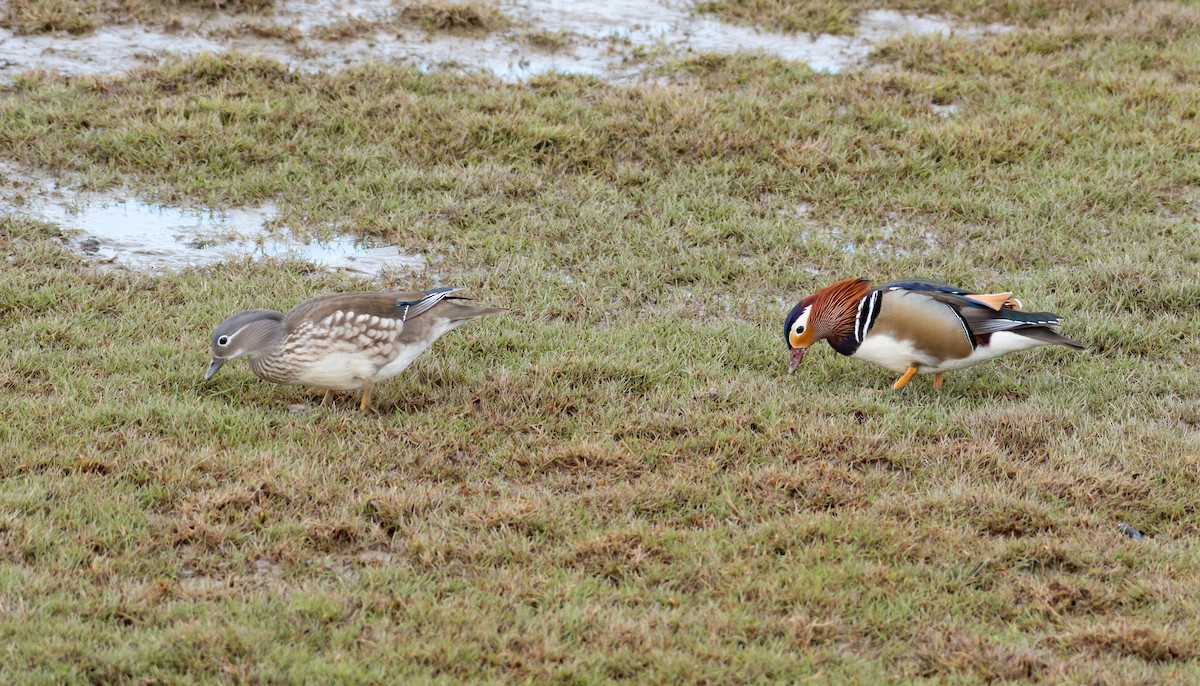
{"left": 292, "top": 353, "right": 380, "bottom": 390}
{"left": 932, "top": 331, "right": 1050, "bottom": 372}
{"left": 373, "top": 339, "right": 435, "bottom": 381}
{"left": 850, "top": 333, "right": 936, "bottom": 373}
{"left": 372, "top": 319, "right": 463, "bottom": 380}
{"left": 851, "top": 330, "right": 1051, "bottom": 374}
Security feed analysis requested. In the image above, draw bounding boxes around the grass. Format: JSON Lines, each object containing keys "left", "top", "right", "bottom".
{"left": 308, "top": 14, "right": 382, "bottom": 41}
{"left": 1, "top": 0, "right": 275, "bottom": 35}
{"left": 2, "top": 0, "right": 102, "bottom": 34}
{"left": 307, "top": 1, "right": 517, "bottom": 44}
{"left": 524, "top": 28, "right": 570, "bottom": 52}
{"left": 219, "top": 18, "right": 302, "bottom": 43}
{"left": 693, "top": 0, "right": 1142, "bottom": 36}
{"left": 2, "top": 0, "right": 1200, "bottom": 682}
{"left": 694, "top": 0, "right": 858, "bottom": 36}
{"left": 395, "top": 0, "right": 512, "bottom": 35}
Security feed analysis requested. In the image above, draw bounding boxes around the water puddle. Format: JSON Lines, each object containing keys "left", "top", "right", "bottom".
{"left": 0, "top": 164, "right": 424, "bottom": 275}
{"left": 0, "top": 1, "right": 1010, "bottom": 82}
{"left": 496, "top": 3, "right": 988, "bottom": 76}
{"left": 51, "top": 198, "right": 424, "bottom": 274}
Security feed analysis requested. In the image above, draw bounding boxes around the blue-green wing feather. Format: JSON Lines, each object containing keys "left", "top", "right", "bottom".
{"left": 396, "top": 286, "right": 462, "bottom": 321}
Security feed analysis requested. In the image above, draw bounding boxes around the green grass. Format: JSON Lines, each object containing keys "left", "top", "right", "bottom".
{"left": 3, "top": 1, "right": 1200, "bottom": 682}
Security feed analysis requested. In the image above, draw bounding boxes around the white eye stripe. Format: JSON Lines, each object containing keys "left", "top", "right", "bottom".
{"left": 794, "top": 307, "right": 810, "bottom": 333}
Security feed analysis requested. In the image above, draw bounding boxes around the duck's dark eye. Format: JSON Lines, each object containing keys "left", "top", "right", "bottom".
{"left": 794, "top": 325, "right": 805, "bottom": 335}
{"left": 217, "top": 335, "right": 230, "bottom": 346}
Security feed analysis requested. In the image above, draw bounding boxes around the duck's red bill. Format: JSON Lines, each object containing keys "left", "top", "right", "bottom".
{"left": 788, "top": 347, "right": 805, "bottom": 374}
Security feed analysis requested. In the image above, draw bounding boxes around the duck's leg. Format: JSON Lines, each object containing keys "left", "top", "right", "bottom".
{"left": 358, "top": 377, "right": 374, "bottom": 412}
{"left": 933, "top": 373, "right": 944, "bottom": 390}
{"left": 893, "top": 366, "right": 919, "bottom": 390}
{"left": 321, "top": 389, "right": 335, "bottom": 406}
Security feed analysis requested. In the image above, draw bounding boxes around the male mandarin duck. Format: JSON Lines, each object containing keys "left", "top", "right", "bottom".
{"left": 784, "top": 278, "right": 1083, "bottom": 389}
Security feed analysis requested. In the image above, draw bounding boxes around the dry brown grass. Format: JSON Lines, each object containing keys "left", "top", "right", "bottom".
{"left": 218, "top": 18, "right": 303, "bottom": 42}
{"left": 1063, "top": 623, "right": 1196, "bottom": 663}
{"left": 695, "top": 0, "right": 1144, "bottom": 35}
{"left": 309, "top": 15, "right": 380, "bottom": 41}
{"left": 1, "top": 0, "right": 275, "bottom": 35}
{"left": 395, "top": 0, "right": 511, "bottom": 35}
{"left": 2, "top": 0, "right": 100, "bottom": 34}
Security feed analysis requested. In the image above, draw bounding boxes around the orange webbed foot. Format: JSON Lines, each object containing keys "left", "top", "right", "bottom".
{"left": 893, "top": 367, "right": 918, "bottom": 390}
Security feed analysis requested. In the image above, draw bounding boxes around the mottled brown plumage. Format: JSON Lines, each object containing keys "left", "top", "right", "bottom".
{"left": 206, "top": 287, "right": 505, "bottom": 411}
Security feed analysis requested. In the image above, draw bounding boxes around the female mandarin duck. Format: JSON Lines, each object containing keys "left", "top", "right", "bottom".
{"left": 206, "top": 287, "right": 504, "bottom": 411}
{"left": 784, "top": 278, "right": 1083, "bottom": 389}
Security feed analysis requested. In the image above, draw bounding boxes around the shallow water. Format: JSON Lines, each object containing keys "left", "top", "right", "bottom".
{"left": 0, "top": 4, "right": 1000, "bottom": 271}
{"left": 0, "top": 165, "right": 424, "bottom": 275}
{"left": 0, "top": 1, "right": 1008, "bottom": 82}
{"left": 53, "top": 198, "right": 424, "bottom": 274}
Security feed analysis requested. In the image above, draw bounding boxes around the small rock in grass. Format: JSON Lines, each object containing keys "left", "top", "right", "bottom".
{"left": 287, "top": 404, "right": 309, "bottom": 413}
{"left": 1117, "top": 522, "right": 1144, "bottom": 541}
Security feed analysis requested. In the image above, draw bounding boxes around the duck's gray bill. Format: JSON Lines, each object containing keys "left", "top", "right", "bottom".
{"left": 205, "top": 358, "right": 226, "bottom": 381}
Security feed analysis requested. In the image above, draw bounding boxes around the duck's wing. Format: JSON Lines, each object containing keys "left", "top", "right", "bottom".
{"left": 878, "top": 279, "right": 1018, "bottom": 312}
{"left": 878, "top": 280, "right": 1078, "bottom": 344}
{"left": 285, "top": 287, "right": 465, "bottom": 332}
